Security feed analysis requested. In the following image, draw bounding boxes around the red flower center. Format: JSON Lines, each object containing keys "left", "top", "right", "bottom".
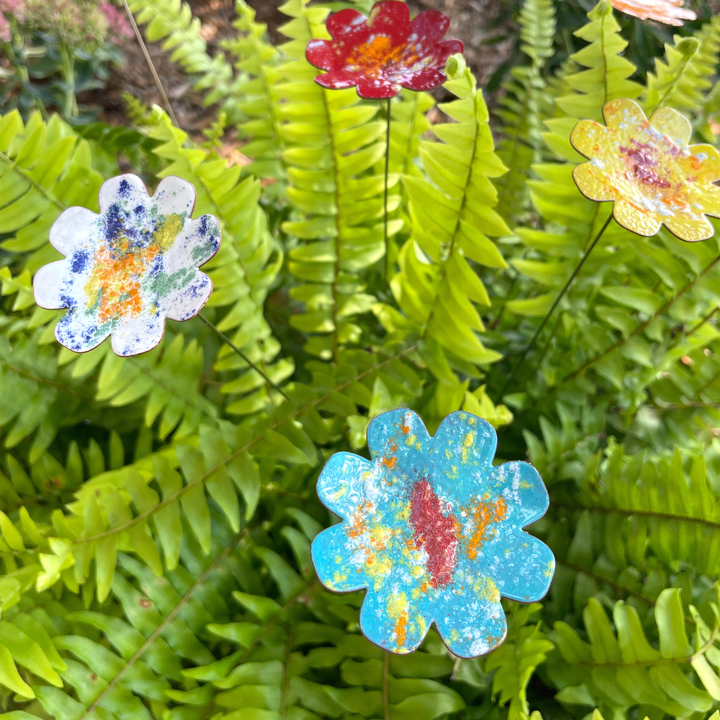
{"left": 410, "top": 479, "right": 458, "bottom": 588}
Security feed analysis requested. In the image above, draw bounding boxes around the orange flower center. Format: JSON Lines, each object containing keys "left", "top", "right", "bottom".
{"left": 348, "top": 34, "right": 420, "bottom": 78}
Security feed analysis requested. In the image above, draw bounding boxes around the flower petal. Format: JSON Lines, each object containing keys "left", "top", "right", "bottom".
{"left": 311, "top": 524, "right": 369, "bottom": 593}
{"left": 483, "top": 528, "right": 555, "bottom": 603}
{"left": 402, "top": 68, "right": 445, "bottom": 93}
{"left": 163, "top": 214, "right": 221, "bottom": 274}
{"left": 434, "top": 37, "right": 464, "bottom": 59}
{"left": 369, "top": 1, "right": 411, "bottom": 42}
{"left": 163, "top": 270, "right": 213, "bottom": 322}
{"left": 432, "top": 411, "right": 497, "bottom": 470}
{"left": 434, "top": 580, "right": 507, "bottom": 658}
{"left": 696, "top": 184, "right": 720, "bottom": 219}
{"left": 572, "top": 162, "right": 616, "bottom": 203}
{"left": 409, "top": 8, "right": 450, "bottom": 42}
{"left": 154, "top": 176, "right": 196, "bottom": 218}
{"left": 316, "top": 451, "right": 373, "bottom": 518}
{"left": 356, "top": 78, "right": 402, "bottom": 99}
{"left": 326, "top": 8, "right": 366, "bottom": 39}
{"left": 111, "top": 310, "right": 166, "bottom": 357}
{"left": 490, "top": 461, "right": 549, "bottom": 527}
{"left": 663, "top": 213, "right": 714, "bottom": 243}
{"left": 570, "top": 119, "right": 607, "bottom": 161}
{"left": 33, "top": 261, "right": 70, "bottom": 310}
{"left": 56, "top": 310, "right": 112, "bottom": 354}
{"left": 359, "top": 586, "right": 429, "bottom": 654}
{"left": 602, "top": 98, "right": 647, "bottom": 130}
{"left": 314, "top": 70, "right": 362, "bottom": 91}
{"left": 49, "top": 206, "right": 100, "bottom": 256}
{"left": 306, "top": 39, "right": 337, "bottom": 71}
{"left": 649, "top": 106, "right": 692, "bottom": 145}
{"left": 686, "top": 144, "right": 720, "bottom": 184}
{"left": 366, "top": 408, "right": 431, "bottom": 465}
{"left": 613, "top": 199, "right": 661, "bottom": 237}
{"left": 98, "top": 174, "right": 148, "bottom": 214}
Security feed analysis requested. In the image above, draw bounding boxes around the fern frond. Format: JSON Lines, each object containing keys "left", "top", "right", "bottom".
{"left": 644, "top": 37, "right": 702, "bottom": 115}
{"left": 221, "top": 0, "right": 287, "bottom": 192}
{"left": 126, "top": 0, "right": 243, "bottom": 122}
{"left": 392, "top": 55, "right": 508, "bottom": 372}
{"left": 484, "top": 602, "right": 553, "bottom": 720}
{"left": 145, "top": 110, "right": 289, "bottom": 416}
{"left": 555, "top": 1, "right": 642, "bottom": 123}
{"left": 496, "top": 0, "right": 556, "bottom": 217}
{"left": 549, "top": 590, "right": 720, "bottom": 715}
{"left": 278, "top": 0, "right": 397, "bottom": 362}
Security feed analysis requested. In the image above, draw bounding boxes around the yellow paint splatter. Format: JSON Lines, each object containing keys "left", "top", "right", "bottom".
{"left": 461, "top": 431, "right": 476, "bottom": 464}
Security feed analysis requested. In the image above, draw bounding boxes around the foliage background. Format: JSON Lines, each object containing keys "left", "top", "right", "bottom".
{"left": 2, "top": 0, "right": 720, "bottom": 719}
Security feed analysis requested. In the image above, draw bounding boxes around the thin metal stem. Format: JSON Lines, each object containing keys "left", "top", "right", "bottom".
{"left": 120, "top": 0, "right": 180, "bottom": 127}
{"left": 384, "top": 97, "right": 391, "bottom": 282}
{"left": 499, "top": 214, "right": 613, "bottom": 398}
{"left": 382, "top": 650, "right": 391, "bottom": 720}
{"left": 198, "top": 313, "right": 289, "bottom": 400}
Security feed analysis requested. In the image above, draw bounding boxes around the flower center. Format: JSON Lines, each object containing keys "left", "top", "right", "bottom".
{"left": 348, "top": 34, "right": 421, "bottom": 80}
{"left": 409, "top": 479, "right": 458, "bottom": 588}
{"left": 83, "top": 205, "right": 184, "bottom": 324}
{"left": 620, "top": 139, "right": 674, "bottom": 191}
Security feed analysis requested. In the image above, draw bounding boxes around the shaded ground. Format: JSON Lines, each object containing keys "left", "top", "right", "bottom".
{"left": 90, "top": 0, "right": 515, "bottom": 133}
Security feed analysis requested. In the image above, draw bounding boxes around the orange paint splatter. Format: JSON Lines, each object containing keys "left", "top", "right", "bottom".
{"left": 346, "top": 500, "right": 373, "bottom": 540}
{"left": 466, "top": 497, "right": 508, "bottom": 560}
{"left": 85, "top": 241, "right": 159, "bottom": 323}
{"left": 395, "top": 613, "right": 408, "bottom": 646}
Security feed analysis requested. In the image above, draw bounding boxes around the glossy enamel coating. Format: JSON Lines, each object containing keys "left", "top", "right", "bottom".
{"left": 306, "top": 0, "right": 463, "bottom": 99}
{"left": 610, "top": 0, "right": 696, "bottom": 26}
{"left": 311, "top": 409, "right": 555, "bottom": 657}
{"left": 572, "top": 98, "right": 720, "bottom": 241}
{"left": 34, "top": 174, "right": 221, "bottom": 357}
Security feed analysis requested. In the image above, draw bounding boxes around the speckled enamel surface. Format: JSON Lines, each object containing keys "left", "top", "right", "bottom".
{"left": 571, "top": 98, "right": 720, "bottom": 242}
{"left": 306, "top": 0, "right": 462, "bottom": 100}
{"left": 34, "top": 174, "right": 220, "bottom": 357}
{"left": 610, "top": 0, "right": 695, "bottom": 26}
{"left": 311, "top": 409, "right": 555, "bottom": 658}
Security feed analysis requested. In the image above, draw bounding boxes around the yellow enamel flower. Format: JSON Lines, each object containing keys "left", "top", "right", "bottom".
{"left": 571, "top": 98, "right": 720, "bottom": 242}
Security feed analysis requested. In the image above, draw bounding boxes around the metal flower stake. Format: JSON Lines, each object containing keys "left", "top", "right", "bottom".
{"left": 306, "top": 0, "right": 462, "bottom": 279}
{"left": 312, "top": 409, "right": 555, "bottom": 657}
{"left": 33, "top": 173, "right": 286, "bottom": 396}
{"left": 500, "top": 97, "right": 720, "bottom": 395}
{"left": 34, "top": 174, "right": 220, "bottom": 357}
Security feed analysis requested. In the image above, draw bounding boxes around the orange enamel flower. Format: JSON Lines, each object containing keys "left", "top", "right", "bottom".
{"left": 571, "top": 99, "right": 720, "bottom": 242}
{"left": 611, "top": 0, "right": 696, "bottom": 26}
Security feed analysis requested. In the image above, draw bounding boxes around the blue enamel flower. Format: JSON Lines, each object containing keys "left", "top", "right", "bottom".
{"left": 311, "top": 409, "right": 555, "bottom": 657}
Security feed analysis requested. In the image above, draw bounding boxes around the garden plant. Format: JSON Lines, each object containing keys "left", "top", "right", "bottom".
{"left": 2, "top": 0, "right": 720, "bottom": 718}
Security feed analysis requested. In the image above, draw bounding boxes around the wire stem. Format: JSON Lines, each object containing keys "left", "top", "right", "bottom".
{"left": 498, "top": 213, "right": 613, "bottom": 398}
{"left": 198, "top": 313, "right": 289, "bottom": 400}
{"left": 384, "top": 97, "right": 392, "bottom": 282}
{"left": 120, "top": 0, "right": 179, "bottom": 127}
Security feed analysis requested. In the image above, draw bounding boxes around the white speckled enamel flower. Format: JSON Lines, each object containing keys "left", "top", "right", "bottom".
{"left": 34, "top": 174, "right": 221, "bottom": 357}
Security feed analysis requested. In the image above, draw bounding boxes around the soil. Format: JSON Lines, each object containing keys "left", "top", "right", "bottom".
{"left": 90, "top": 0, "right": 515, "bottom": 134}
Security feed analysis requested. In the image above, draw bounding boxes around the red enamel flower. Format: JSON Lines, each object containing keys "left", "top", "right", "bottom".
{"left": 306, "top": 0, "right": 463, "bottom": 100}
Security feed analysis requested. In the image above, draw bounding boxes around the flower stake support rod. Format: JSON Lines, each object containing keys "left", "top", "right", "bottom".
{"left": 499, "top": 213, "right": 613, "bottom": 397}
{"left": 305, "top": 0, "right": 463, "bottom": 284}
{"left": 384, "top": 97, "right": 392, "bottom": 281}
{"left": 197, "top": 313, "right": 289, "bottom": 400}
{"left": 120, "top": 0, "right": 179, "bottom": 127}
